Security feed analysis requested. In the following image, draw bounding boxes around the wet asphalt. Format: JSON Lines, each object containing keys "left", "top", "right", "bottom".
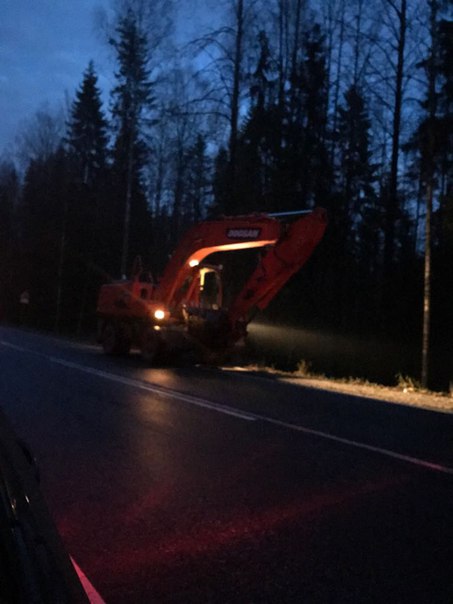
{"left": 0, "top": 326, "right": 452, "bottom": 603}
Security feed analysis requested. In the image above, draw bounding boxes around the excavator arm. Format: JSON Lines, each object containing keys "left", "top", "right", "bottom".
{"left": 228, "top": 207, "right": 327, "bottom": 332}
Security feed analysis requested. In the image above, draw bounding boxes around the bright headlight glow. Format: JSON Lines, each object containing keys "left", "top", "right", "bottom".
{"left": 189, "top": 259, "right": 199, "bottom": 267}
{"left": 154, "top": 309, "right": 165, "bottom": 320}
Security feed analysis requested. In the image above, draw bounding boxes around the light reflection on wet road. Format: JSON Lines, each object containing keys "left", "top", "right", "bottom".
{"left": 0, "top": 326, "right": 452, "bottom": 603}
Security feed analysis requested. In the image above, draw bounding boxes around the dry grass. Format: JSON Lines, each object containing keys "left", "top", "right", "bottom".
{"left": 229, "top": 361, "right": 453, "bottom": 414}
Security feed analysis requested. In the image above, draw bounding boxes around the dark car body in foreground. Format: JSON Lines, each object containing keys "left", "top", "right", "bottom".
{"left": 0, "top": 408, "right": 89, "bottom": 603}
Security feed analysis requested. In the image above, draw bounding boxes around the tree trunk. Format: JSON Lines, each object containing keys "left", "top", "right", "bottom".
{"left": 54, "top": 195, "right": 68, "bottom": 333}
{"left": 120, "top": 125, "right": 135, "bottom": 278}
{"left": 228, "top": 0, "right": 244, "bottom": 206}
{"left": 329, "top": 0, "right": 345, "bottom": 165}
{"left": 421, "top": 0, "right": 439, "bottom": 388}
{"left": 421, "top": 180, "right": 432, "bottom": 388}
{"left": 383, "top": 0, "right": 406, "bottom": 274}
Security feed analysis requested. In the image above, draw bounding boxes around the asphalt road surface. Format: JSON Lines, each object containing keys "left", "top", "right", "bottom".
{"left": 0, "top": 326, "right": 452, "bottom": 603}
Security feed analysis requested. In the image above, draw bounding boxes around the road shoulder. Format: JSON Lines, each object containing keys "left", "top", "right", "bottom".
{"left": 222, "top": 366, "right": 453, "bottom": 414}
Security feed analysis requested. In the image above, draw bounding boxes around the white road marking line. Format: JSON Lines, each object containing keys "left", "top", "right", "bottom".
{"left": 51, "top": 358, "right": 258, "bottom": 422}
{"left": 2, "top": 339, "right": 453, "bottom": 476}
{"left": 0, "top": 340, "right": 256, "bottom": 421}
{"left": 48, "top": 358, "right": 453, "bottom": 476}
{"left": 71, "top": 558, "right": 106, "bottom": 604}
{"left": 260, "top": 417, "right": 453, "bottom": 476}
{"left": 0, "top": 341, "right": 34, "bottom": 354}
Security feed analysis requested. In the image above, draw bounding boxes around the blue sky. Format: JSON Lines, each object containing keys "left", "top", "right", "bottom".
{"left": 0, "top": 0, "right": 216, "bottom": 156}
{"left": 0, "top": 0, "right": 148, "bottom": 154}
{"left": 0, "top": 0, "right": 116, "bottom": 152}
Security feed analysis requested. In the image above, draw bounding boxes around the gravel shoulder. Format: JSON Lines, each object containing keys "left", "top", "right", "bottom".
{"left": 225, "top": 366, "right": 453, "bottom": 414}
{"left": 285, "top": 376, "right": 453, "bottom": 413}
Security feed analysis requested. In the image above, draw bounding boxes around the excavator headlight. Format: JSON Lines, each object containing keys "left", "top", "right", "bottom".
{"left": 189, "top": 259, "right": 199, "bottom": 267}
{"left": 154, "top": 309, "right": 165, "bottom": 321}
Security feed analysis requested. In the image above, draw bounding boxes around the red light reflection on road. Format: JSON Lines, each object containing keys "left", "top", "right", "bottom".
{"left": 122, "top": 482, "right": 175, "bottom": 526}
{"left": 62, "top": 474, "right": 403, "bottom": 581}
{"left": 130, "top": 477, "right": 399, "bottom": 567}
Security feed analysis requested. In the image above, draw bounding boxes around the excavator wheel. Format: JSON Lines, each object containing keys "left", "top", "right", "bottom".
{"left": 200, "top": 349, "right": 226, "bottom": 366}
{"left": 102, "top": 321, "right": 131, "bottom": 355}
{"left": 141, "top": 327, "right": 161, "bottom": 364}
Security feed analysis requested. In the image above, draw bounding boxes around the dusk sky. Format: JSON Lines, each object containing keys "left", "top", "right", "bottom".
{"left": 0, "top": 0, "right": 211, "bottom": 156}
{"left": 0, "top": 1, "right": 112, "bottom": 153}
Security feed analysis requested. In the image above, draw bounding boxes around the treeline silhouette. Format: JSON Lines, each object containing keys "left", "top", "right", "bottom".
{"left": 0, "top": 1, "right": 451, "bottom": 389}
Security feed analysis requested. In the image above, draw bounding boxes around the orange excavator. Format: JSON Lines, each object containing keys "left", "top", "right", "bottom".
{"left": 96, "top": 207, "right": 327, "bottom": 362}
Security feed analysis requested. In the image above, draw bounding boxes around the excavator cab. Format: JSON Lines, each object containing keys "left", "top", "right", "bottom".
{"left": 198, "top": 266, "right": 222, "bottom": 310}
{"left": 180, "top": 264, "right": 223, "bottom": 311}
{"left": 176, "top": 264, "right": 230, "bottom": 350}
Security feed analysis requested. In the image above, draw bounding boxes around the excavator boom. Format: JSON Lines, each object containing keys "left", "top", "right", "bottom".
{"left": 156, "top": 214, "right": 282, "bottom": 307}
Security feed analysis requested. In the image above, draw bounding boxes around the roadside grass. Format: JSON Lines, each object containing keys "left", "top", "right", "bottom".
{"left": 395, "top": 373, "right": 423, "bottom": 392}
{"left": 227, "top": 358, "right": 453, "bottom": 413}
{"left": 241, "top": 358, "right": 446, "bottom": 394}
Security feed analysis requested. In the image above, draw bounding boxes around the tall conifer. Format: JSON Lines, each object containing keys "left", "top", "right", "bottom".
{"left": 67, "top": 61, "right": 108, "bottom": 185}
{"left": 110, "top": 9, "right": 155, "bottom": 275}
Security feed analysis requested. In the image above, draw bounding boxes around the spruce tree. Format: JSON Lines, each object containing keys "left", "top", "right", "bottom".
{"left": 66, "top": 62, "right": 110, "bottom": 331}
{"left": 233, "top": 31, "right": 275, "bottom": 214}
{"left": 19, "top": 149, "right": 71, "bottom": 330}
{"left": 337, "top": 85, "right": 376, "bottom": 240}
{"left": 67, "top": 61, "right": 108, "bottom": 185}
{"left": 0, "top": 161, "right": 19, "bottom": 319}
{"left": 110, "top": 9, "right": 155, "bottom": 276}
{"left": 336, "top": 85, "right": 379, "bottom": 330}
{"left": 184, "top": 134, "right": 211, "bottom": 223}
{"left": 283, "top": 24, "right": 331, "bottom": 209}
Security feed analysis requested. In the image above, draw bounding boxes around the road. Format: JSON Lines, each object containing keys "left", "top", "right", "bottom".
{"left": 0, "top": 325, "right": 452, "bottom": 603}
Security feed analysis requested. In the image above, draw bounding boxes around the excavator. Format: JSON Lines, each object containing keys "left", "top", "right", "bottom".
{"left": 96, "top": 207, "right": 327, "bottom": 362}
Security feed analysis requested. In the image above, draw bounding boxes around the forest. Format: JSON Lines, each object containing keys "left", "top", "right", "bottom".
{"left": 0, "top": 0, "right": 451, "bottom": 390}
